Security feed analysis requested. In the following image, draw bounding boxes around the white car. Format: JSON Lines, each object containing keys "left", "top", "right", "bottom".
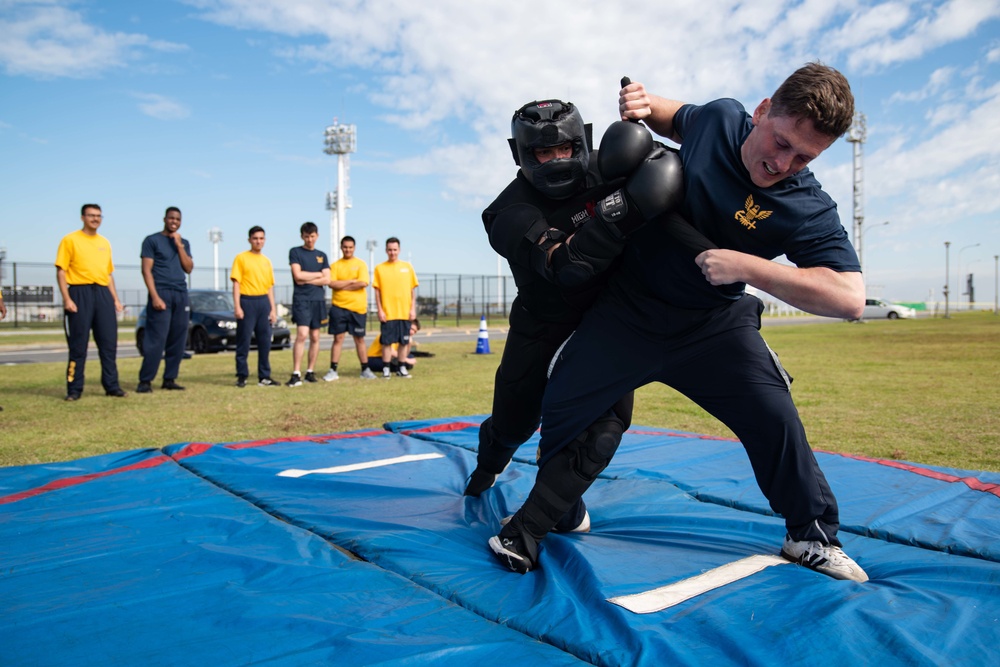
{"left": 862, "top": 298, "right": 916, "bottom": 320}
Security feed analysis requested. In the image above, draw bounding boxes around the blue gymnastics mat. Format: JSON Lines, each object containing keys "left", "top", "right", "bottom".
{"left": 2, "top": 416, "right": 998, "bottom": 666}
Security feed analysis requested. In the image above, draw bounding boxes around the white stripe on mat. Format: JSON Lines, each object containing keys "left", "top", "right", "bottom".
{"left": 607, "top": 554, "right": 790, "bottom": 614}
{"left": 277, "top": 453, "right": 445, "bottom": 478}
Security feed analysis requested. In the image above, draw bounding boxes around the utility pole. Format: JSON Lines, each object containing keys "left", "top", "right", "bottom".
{"left": 846, "top": 112, "right": 866, "bottom": 272}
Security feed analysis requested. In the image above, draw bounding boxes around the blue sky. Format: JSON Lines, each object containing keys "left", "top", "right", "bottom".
{"left": 2, "top": 0, "right": 999, "bottom": 304}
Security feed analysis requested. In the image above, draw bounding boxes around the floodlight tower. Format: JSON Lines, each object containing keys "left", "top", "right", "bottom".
{"left": 324, "top": 118, "right": 357, "bottom": 259}
{"left": 845, "top": 112, "right": 867, "bottom": 272}
{"left": 208, "top": 227, "right": 223, "bottom": 290}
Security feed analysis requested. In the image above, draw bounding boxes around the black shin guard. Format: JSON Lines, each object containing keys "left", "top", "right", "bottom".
{"left": 515, "top": 410, "right": 625, "bottom": 543}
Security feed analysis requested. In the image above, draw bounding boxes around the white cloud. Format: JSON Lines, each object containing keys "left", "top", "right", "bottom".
{"left": 133, "top": 93, "right": 191, "bottom": 120}
{"left": 0, "top": 1, "right": 186, "bottom": 78}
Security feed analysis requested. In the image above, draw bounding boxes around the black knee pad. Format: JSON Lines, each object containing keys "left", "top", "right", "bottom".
{"left": 568, "top": 412, "right": 625, "bottom": 482}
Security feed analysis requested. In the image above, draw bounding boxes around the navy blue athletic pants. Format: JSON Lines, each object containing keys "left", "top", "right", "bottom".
{"left": 539, "top": 293, "right": 841, "bottom": 544}
{"left": 64, "top": 284, "right": 121, "bottom": 396}
{"left": 139, "top": 288, "right": 190, "bottom": 383}
{"left": 235, "top": 295, "right": 272, "bottom": 380}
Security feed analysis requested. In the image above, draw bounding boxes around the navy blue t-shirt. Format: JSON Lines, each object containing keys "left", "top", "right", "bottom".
{"left": 289, "top": 246, "right": 330, "bottom": 301}
{"left": 613, "top": 98, "right": 859, "bottom": 314}
{"left": 140, "top": 233, "right": 191, "bottom": 291}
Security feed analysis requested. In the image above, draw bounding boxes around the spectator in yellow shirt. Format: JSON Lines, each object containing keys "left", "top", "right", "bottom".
{"left": 372, "top": 237, "right": 418, "bottom": 378}
{"left": 231, "top": 226, "right": 279, "bottom": 388}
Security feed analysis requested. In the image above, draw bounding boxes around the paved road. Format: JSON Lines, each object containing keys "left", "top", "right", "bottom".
{"left": 0, "top": 328, "right": 496, "bottom": 366}
{"left": 0, "top": 316, "right": 844, "bottom": 366}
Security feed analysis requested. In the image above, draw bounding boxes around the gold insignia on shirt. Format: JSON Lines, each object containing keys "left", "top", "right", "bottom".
{"left": 735, "top": 195, "right": 772, "bottom": 230}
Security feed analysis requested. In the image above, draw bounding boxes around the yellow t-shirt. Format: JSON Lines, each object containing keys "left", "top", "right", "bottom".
{"left": 231, "top": 251, "right": 275, "bottom": 296}
{"left": 54, "top": 230, "right": 115, "bottom": 286}
{"left": 367, "top": 338, "right": 396, "bottom": 359}
{"left": 373, "top": 260, "right": 418, "bottom": 321}
{"left": 330, "top": 256, "right": 369, "bottom": 314}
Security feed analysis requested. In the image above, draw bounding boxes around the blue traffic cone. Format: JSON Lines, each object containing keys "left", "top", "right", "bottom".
{"left": 475, "top": 315, "right": 491, "bottom": 354}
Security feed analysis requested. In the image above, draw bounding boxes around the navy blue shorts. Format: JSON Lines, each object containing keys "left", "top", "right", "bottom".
{"left": 328, "top": 304, "right": 366, "bottom": 337}
{"left": 380, "top": 320, "right": 411, "bottom": 346}
{"left": 291, "top": 300, "right": 328, "bottom": 329}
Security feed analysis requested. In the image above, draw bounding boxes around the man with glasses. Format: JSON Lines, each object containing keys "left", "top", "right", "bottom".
{"left": 55, "top": 204, "right": 127, "bottom": 401}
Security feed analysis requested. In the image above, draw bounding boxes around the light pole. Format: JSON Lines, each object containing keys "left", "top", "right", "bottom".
{"left": 958, "top": 243, "right": 980, "bottom": 312}
{"left": 209, "top": 228, "right": 223, "bottom": 290}
{"left": 994, "top": 254, "right": 998, "bottom": 315}
{"left": 861, "top": 220, "right": 889, "bottom": 286}
{"left": 324, "top": 118, "right": 357, "bottom": 259}
{"left": 366, "top": 238, "right": 378, "bottom": 315}
{"left": 944, "top": 241, "right": 950, "bottom": 318}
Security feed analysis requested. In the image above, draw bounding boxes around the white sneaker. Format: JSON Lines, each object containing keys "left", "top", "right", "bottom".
{"left": 323, "top": 369, "right": 339, "bottom": 382}
{"left": 382, "top": 367, "right": 391, "bottom": 379}
{"left": 780, "top": 536, "right": 869, "bottom": 582}
{"left": 397, "top": 365, "right": 411, "bottom": 378}
{"left": 500, "top": 510, "right": 591, "bottom": 534}
{"left": 360, "top": 368, "right": 376, "bottom": 379}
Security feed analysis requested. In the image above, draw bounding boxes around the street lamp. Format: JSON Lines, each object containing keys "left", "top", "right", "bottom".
{"left": 366, "top": 238, "right": 378, "bottom": 315}
{"left": 994, "top": 254, "right": 998, "bottom": 316}
{"left": 944, "top": 241, "right": 950, "bottom": 318}
{"left": 861, "top": 220, "right": 889, "bottom": 284}
{"left": 209, "top": 228, "right": 223, "bottom": 290}
{"left": 957, "top": 243, "right": 980, "bottom": 311}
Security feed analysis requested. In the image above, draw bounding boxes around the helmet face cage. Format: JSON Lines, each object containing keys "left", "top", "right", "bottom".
{"left": 511, "top": 99, "right": 590, "bottom": 199}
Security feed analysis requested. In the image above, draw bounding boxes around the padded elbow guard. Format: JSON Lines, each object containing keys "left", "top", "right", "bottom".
{"left": 488, "top": 203, "right": 568, "bottom": 279}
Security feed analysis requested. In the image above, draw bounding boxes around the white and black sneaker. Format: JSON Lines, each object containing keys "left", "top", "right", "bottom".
{"left": 360, "top": 368, "right": 376, "bottom": 379}
{"left": 258, "top": 377, "right": 280, "bottom": 387}
{"left": 382, "top": 367, "right": 391, "bottom": 379}
{"left": 489, "top": 534, "right": 535, "bottom": 574}
{"left": 286, "top": 373, "right": 302, "bottom": 387}
{"left": 397, "top": 365, "right": 411, "bottom": 378}
{"left": 780, "top": 536, "right": 869, "bottom": 582}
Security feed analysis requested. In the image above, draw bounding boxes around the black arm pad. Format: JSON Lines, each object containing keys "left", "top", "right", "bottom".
{"left": 487, "top": 202, "right": 568, "bottom": 280}
{"left": 549, "top": 216, "right": 627, "bottom": 288}
{"left": 487, "top": 203, "right": 551, "bottom": 260}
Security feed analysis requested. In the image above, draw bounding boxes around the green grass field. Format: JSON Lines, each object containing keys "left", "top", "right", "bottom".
{"left": 1, "top": 312, "right": 997, "bottom": 471}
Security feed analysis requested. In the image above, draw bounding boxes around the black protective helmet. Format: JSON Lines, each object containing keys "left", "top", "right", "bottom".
{"left": 509, "top": 99, "right": 592, "bottom": 199}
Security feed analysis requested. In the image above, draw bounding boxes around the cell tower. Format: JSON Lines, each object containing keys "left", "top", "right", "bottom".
{"left": 845, "top": 112, "right": 866, "bottom": 272}
{"left": 323, "top": 118, "right": 357, "bottom": 259}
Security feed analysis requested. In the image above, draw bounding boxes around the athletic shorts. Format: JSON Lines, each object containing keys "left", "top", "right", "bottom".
{"left": 328, "top": 304, "right": 367, "bottom": 337}
{"left": 292, "top": 300, "right": 328, "bottom": 329}
{"left": 380, "top": 319, "right": 411, "bottom": 346}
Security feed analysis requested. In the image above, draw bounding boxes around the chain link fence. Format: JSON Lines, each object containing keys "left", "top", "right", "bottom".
{"left": 0, "top": 261, "right": 518, "bottom": 329}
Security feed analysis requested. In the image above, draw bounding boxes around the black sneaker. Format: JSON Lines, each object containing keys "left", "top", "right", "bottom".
{"left": 258, "top": 377, "right": 280, "bottom": 387}
{"left": 161, "top": 379, "right": 185, "bottom": 391}
{"left": 105, "top": 388, "right": 127, "bottom": 397}
{"left": 236, "top": 376, "right": 247, "bottom": 388}
{"left": 304, "top": 371, "right": 318, "bottom": 383}
{"left": 286, "top": 373, "right": 303, "bottom": 387}
{"left": 65, "top": 393, "right": 81, "bottom": 402}
{"left": 488, "top": 515, "right": 539, "bottom": 574}
{"left": 136, "top": 381, "right": 153, "bottom": 394}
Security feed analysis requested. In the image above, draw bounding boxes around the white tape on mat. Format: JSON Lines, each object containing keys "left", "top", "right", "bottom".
{"left": 277, "top": 452, "right": 446, "bottom": 478}
{"left": 607, "top": 554, "right": 790, "bottom": 614}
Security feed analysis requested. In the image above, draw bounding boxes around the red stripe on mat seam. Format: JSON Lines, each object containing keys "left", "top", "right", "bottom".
{"left": 400, "top": 422, "right": 480, "bottom": 435}
{"left": 0, "top": 455, "right": 173, "bottom": 505}
{"left": 821, "top": 451, "right": 1000, "bottom": 498}
{"left": 224, "top": 430, "right": 390, "bottom": 450}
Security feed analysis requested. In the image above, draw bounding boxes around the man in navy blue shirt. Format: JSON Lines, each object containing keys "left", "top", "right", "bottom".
{"left": 137, "top": 206, "right": 193, "bottom": 393}
{"left": 286, "top": 222, "right": 330, "bottom": 386}
{"left": 494, "top": 64, "right": 870, "bottom": 583}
